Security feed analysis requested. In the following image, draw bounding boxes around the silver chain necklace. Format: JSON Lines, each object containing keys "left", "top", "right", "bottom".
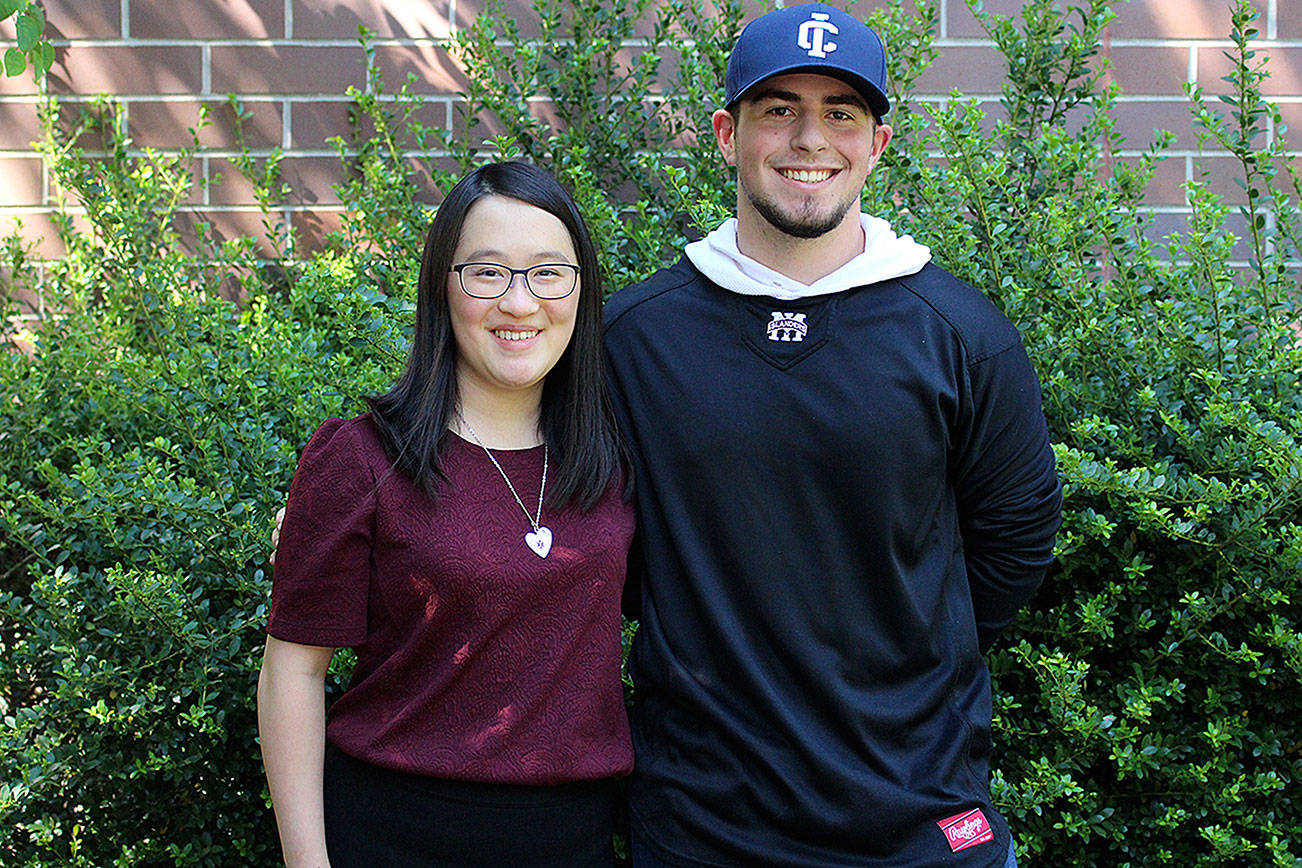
{"left": 456, "top": 410, "right": 552, "bottom": 558}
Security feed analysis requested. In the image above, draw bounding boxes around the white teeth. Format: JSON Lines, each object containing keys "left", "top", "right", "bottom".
{"left": 781, "top": 169, "right": 834, "bottom": 183}
{"left": 494, "top": 329, "right": 539, "bottom": 341}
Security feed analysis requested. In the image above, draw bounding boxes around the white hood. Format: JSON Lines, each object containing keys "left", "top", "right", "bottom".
{"left": 684, "top": 213, "right": 931, "bottom": 301}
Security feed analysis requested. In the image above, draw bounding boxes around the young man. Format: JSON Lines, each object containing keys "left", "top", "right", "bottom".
{"left": 603, "top": 5, "right": 1062, "bottom": 867}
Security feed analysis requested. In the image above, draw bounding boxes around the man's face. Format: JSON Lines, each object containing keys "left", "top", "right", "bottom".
{"left": 712, "top": 73, "right": 892, "bottom": 240}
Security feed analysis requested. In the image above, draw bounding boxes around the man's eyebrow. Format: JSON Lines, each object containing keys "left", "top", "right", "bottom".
{"left": 824, "top": 92, "right": 871, "bottom": 113}
{"left": 746, "top": 87, "right": 802, "bottom": 104}
{"left": 746, "top": 87, "right": 870, "bottom": 114}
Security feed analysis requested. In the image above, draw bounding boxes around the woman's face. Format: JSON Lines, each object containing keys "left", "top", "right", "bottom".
{"left": 447, "top": 195, "right": 581, "bottom": 406}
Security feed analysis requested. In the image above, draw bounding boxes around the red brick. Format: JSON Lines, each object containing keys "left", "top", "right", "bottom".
{"left": 293, "top": 0, "right": 452, "bottom": 39}
{"left": 915, "top": 45, "right": 1008, "bottom": 95}
{"left": 177, "top": 208, "right": 288, "bottom": 257}
{"left": 448, "top": 0, "right": 543, "bottom": 39}
{"left": 623, "top": 0, "right": 678, "bottom": 40}
{"left": 902, "top": 97, "right": 1001, "bottom": 140}
{"left": 42, "top": 0, "right": 122, "bottom": 38}
{"left": 615, "top": 45, "right": 681, "bottom": 97}
{"left": 0, "top": 211, "right": 69, "bottom": 258}
{"left": 288, "top": 160, "right": 339, "bottom": 206}
{"left": 1152, "top": 209, "right": 1255, "bottom": 257}
{"left": 1197, "top": 46, "right": 1302, "bottom": 96}
{"left": 0, "top": 2, "right": 117, "bottom": 40}
{"left": 290, "top": 207, "right": 345, "bottom": 254}
{"left": 300, "top": 98, "right": 448, "bottom": 151}
{"left": 1108, "top": 46, "right": 1191, "bottom": 97}
{"left": 405, "top": 154, "right": 463, "bottom": 204}
{"left": 447, "top": 0, "right": 755, "bottom": 54}
{"left": 292, "top": 98, "right": 378, "bottom": 149}
{"left": 0, "top": 55, "right": 49, "bottom": 95}
{"left": 1277, "top": 102, "right": 1302, "bottom": 147}
{"left": 1280, "top": 3, "right": 1302, "bottom": 38}
{"left": 1192, "top": 154, "right": 1263, "bottom": 206}
{"left": 567, "top": 0, "right": 731, "bottom": 43}
{"left": 128, "top": 99, "right": 285, "bottom": 150}
{"left": 43, "top": 100, "right": 132, "bottom": 153}
{"left": 449, "top": 99, "right": 565, "bottom": 149}
{"left": 0, "top": 100, "right": 41, "bottom": 149}
{"left": 371, "top": 44, "right": 469, "bottom": 95}
{"left": 1116, "top": 153, "right": 1189, "bottom": 206}
{"left": 208, "top": 155, "right": 343, "bottom": 206}
{"left": 1113, "top": 99, "right": 1207, "bottom": 150}
{"left": 132, "top": 0, "right": 286, "bottom": 39}
{"left": 0, "top": 157, "right": 45, "bottom": 205}
{"left": 211, "top": 45, "right": 367, "bottom": 95}
{"left": 1110, "top": 0, "right": 1267, "bottom": 40}
{"left": 43, "top": 45, "right": 204, "bottom": 95}
{"left": 206, "top": 158, "right": 257, "bottom": 205}
{"left": 945, "top": 0, "right": 1026, "bottom": 39}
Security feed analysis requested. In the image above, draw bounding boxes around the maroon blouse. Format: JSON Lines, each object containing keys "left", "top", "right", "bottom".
{"left": 268, "top": 415, "right": 635, "bottom": 785}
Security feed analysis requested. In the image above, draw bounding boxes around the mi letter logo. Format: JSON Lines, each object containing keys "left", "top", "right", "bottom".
{"left": 767, "top": 312, "right": 808, "bottom": 342}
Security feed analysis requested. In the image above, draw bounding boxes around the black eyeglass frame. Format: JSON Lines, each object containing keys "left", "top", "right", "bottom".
{"left": 449, "top": 261, "right": 581, "bottom": 300}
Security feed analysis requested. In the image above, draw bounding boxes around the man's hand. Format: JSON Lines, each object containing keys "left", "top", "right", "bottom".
{"left": 270, "top": 505, "right": 286, "bottom": 566}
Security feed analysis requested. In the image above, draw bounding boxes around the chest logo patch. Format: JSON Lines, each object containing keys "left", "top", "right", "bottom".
{"left": 937, "top": 808, "right": 994, "bottom": 853}
{"left": 766, "top": 311, "right": 807, "bottom": 342}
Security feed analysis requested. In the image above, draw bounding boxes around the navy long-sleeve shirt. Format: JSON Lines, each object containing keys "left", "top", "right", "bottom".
{"left": 604, "top": 259, "right": 1061, "bottom": 867}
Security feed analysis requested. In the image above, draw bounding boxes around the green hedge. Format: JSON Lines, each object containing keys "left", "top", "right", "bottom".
{"left": 1, "top": 0, "right": 1299, "bottom": 864}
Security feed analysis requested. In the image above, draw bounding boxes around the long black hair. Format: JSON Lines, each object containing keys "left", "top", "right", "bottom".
{"left": 366, "top": 161, "right": 624, "bottom": 510}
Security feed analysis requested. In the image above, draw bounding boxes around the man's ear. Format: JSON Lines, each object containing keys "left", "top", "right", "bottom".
{"left": 711, "top": 108, "right": 738, "bottom": 167}
{"left": 867, "top": 122, "right": 893, "bottom": 173}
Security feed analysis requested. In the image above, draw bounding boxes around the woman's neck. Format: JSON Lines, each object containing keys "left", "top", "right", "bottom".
{"left": 453, "top": 380, "right": 545, "bottom": 449}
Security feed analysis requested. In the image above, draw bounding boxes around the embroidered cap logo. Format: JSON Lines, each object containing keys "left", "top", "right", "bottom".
{"left": 797, "top": 11, "right": 839, "bottom": 59}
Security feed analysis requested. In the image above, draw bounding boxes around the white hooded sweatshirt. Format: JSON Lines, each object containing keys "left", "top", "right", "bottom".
{"left": 684, "top": 213, "right": 931, "bottom": 301}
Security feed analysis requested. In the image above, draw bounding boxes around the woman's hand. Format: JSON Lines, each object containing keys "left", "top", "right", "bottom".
{"left": 269, "top": 505, "right": 286, "bottom": 566}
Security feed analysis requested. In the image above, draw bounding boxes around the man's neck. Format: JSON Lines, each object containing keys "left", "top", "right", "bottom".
{"left": 734, "top": 209, "right": 865, "bottom": 285}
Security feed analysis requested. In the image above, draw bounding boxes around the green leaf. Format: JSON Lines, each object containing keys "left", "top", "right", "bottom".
{"left": 35, "top": 41, "right": 54, "bottom": 74}
{"left": 0, "top": 0, "right": 22, "bottom": 19}
{"left": 3, "top": 46, "right": 25, "bottom": 77}
{"left": 15, "top": 7, "right": 43, "bottom": 51}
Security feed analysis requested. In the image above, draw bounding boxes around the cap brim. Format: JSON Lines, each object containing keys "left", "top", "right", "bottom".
{"left": 728, "top": 64, "right": 891, "bottom": 119}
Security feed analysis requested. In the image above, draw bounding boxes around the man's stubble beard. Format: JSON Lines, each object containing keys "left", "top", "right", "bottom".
{"left": 745, "top": 186, "right": 860, "bottom": 240}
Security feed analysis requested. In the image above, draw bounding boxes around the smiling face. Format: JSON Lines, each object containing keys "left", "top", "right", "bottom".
{"left": 447, "top": 195, "right": 580, "bottom": 407}
{"left": 713, "top": 72, "right": 892, "bottom": 242}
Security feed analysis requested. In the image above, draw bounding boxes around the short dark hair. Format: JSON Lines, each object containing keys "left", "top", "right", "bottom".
{"left": 366, "top": 160, "right": 624, "bottom": 509}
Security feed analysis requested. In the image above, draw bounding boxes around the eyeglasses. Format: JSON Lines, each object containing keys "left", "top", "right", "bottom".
{"left": 450, "top": 262, "right": 580, "bottom": 300}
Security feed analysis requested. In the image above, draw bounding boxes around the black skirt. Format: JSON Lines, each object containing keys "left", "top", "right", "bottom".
{"left": 323, "top": 744, "right": 619, "bottom": 868}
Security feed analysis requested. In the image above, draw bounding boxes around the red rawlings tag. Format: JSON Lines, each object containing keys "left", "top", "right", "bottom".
{"left": 937, "top": 808, "right": 995, "bottom": 853}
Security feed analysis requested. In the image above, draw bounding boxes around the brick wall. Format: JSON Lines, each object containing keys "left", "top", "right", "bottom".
{"left": 1, "top": 0, "right": 1299, "bottom": 294}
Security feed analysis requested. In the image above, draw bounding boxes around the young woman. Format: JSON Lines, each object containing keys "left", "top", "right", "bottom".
{"left": 257, "top": 162, "right": 634, "bottom": 868}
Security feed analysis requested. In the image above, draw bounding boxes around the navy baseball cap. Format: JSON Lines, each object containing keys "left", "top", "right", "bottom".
{"left": 725, "top": 3, "right": 890, "bottom": 119}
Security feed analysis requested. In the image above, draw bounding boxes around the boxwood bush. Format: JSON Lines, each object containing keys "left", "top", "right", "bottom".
{"left": 1, "top": 0, "right": 1299, "bottom": 864}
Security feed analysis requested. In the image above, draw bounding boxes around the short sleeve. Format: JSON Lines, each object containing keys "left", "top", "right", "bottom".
{"left": 267, "top": 417, "right": 379, "bottom": 647}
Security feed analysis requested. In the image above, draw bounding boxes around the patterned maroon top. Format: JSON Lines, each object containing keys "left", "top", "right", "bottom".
{"left": 268, "top": 414, "right": 635, "bottom": 785}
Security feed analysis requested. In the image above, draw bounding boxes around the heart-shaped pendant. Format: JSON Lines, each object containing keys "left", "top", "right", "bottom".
{"left": 525, "top": 526, "right": 553, "bottom": 558}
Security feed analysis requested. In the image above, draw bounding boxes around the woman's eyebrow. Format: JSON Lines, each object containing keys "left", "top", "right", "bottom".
{"left": 459, "top": 249, "right": 574, "bottom": 261}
